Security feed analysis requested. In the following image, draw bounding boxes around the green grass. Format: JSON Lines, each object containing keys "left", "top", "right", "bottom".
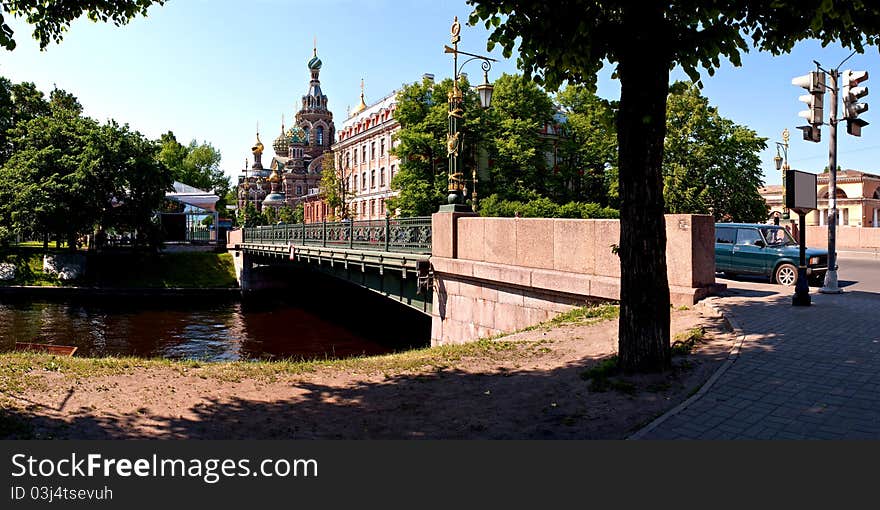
{"left": 671, "top": 327, "right": 706, "bottom": 356}
{"left": 0, "top": 338, "right": 525, "bottom": 394}
{"left": 547, "top": 304, "right": 620, "bottom": 327}
{"left": 0, "top": 249, "right": 237, "bottom": 288}
{"left": 579, "top": 355, "right": 635, "bottom": 394}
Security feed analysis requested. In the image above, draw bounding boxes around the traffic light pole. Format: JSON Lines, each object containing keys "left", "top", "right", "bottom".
{"left": 821, "top": 68, "right": 843, "bottom": 294}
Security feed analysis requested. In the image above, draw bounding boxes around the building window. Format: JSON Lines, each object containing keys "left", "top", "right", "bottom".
{"left": 353, "top": 151, "right": 357, "bottom": 166}
{"left": 380, "top": 198, "right": 385, "bottom": 216}
{"left": 350, "top": 175, "right": 355, "bottom": 192}
{"left": 380, "top": 167, "right": 385, "bottom": 187}
{"left": 371, "top": 170, "right": 376, "bottom": 188}
{"left": 296, "top": 185, "right": 302, "bottom": 195}
{"left": 370, "top": 200, "right": 375, "bottom": 217}
{"left": 371, "top": 142, "right": 376, "bottom": 160}
{"left": 380, "top": 138, "right": 385, "bottom": 157}
{"left": 304, "top": 127, "right": 310, "bottom": 145}
{"left": 391, "top": 165, "right": 395, "bottom": 180}
{"left": 316, "top": 126, "right": 324, "bottom": 146}
{"left": 362, "top": 172, "right": 367, "bottom": 189}
{"left": 346, "top": 152, "right": 351, "bottom": 168}
{"left": 362, "top": 145, "right": 366, "bottom": 162}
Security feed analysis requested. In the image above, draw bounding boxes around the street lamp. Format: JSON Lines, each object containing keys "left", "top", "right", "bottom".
{"left": 775, "top": 129, "right": 791, "bottom": 220}
{"left": 441, "top": 16, "right": 495, "bottom": 212}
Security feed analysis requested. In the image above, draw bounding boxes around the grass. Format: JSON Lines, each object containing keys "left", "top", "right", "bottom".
{"left": 579, "top": 355, "right": 635, "bottom": 395}
{"left": 547, "top": 303, "right": 620, "bottom": 327}
{"left": 0, "top": 338, "right": 526, "bottom": 395}
{"left": 0, "top": 249, "right": 237, "bottom": 288}
{"left": 671, "top": 327, "right": 706, "bottom": 356}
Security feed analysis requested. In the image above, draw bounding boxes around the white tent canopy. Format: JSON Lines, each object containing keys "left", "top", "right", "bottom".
{"left": 166, "top": 181, "right": 219, "bottom": 212}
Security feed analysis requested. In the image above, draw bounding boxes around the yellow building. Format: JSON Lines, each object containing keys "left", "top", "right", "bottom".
{"left": 760, "top": 169, "right": 880, "bottom": 227}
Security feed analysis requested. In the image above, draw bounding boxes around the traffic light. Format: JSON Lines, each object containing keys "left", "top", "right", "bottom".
{"left": 842, "top": 69, "right": 869, "bottom": 137}
{"left": 793, "top": 71, "right": 826, "bottom": 143}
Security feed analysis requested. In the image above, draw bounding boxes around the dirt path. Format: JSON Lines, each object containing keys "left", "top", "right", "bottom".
{"left": 2, "top": 304, "right": 736, "bottom": 439}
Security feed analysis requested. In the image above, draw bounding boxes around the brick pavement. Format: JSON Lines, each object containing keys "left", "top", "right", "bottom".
{"left": 634, "top": 280, "right": 880, "bottom": 439}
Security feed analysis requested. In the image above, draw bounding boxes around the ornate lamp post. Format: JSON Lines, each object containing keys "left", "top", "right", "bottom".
{"left": 774, "top": 129, "right": 791, "bottom": 220}
{"left": 441, "top": 16, "right": 496, "bottom": 212}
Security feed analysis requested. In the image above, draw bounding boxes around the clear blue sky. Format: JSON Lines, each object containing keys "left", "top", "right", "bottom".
{"left": 2, "top": 0, "right": 879, "bottom": 189}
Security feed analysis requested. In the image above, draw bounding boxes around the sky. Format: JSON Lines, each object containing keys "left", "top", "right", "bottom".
{"left": 2, "top": 0, "right": 880, "bottom": 190}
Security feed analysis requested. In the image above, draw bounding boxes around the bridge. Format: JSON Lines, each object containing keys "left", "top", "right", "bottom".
{"left": 228, "top": 217, "right": 433, "bottom": 313}
{"left": 228, "top": 213, "right": 721, "bottom": 346}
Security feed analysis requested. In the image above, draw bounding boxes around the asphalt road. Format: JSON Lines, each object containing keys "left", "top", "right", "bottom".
{"left": 716, "top": 252, "right": 880, "bottom": 294}
{"left": 837, "top": 253, "right": 880, "bottom": 293}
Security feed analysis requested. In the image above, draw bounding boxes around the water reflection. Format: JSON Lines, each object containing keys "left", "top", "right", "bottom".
{"left": 0, "top": 295, "right": 429, "bottom": 362}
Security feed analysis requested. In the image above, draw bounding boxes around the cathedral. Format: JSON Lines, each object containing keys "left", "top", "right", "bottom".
{"left": 237, "top": 46, "right": 335, "bottom": 213}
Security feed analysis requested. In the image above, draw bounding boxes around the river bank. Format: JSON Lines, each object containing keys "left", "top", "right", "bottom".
{"left": 0, "top": 304, "right": 737, "bottom": 439}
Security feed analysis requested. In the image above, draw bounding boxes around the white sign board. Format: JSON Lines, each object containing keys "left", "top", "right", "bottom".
{"left": 785, "top": 170, "right": 818, "bottom": 211}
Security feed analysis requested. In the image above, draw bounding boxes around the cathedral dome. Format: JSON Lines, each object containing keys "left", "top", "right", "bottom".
{"left": 308, "top": 54, "right": 322, "bottom": 70}
{"left": 273, "top": 130, "right": 290, "bottom": 155}
{"left": 287, "top": 126, "right": 307, "bottom": 145}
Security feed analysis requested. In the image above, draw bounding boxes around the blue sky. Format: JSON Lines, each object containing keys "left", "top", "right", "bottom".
{"left": 2, "top": 0, "right": 880, "bottom": 189}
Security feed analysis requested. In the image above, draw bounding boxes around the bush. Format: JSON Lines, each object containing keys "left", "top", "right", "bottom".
{"left": 478, "top": 194, "right": 619, "bottom": 219}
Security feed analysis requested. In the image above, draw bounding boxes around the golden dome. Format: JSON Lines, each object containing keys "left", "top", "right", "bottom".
{"left": 252, "top": 133, "right": 264, "bottom": 155}
{"left": 268, "top": 166, "right": 282, "bottom": 183}
{"left": 351, "top": 79, "right": 367, "bottom": 116}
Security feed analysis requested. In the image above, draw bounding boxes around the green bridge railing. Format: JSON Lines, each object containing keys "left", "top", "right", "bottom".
{"left": 243, "top": 217, "right": 432, "bottom": 255}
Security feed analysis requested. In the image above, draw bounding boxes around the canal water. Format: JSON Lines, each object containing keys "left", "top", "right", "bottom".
{"left": 0, "top": 286, "right": 431, "bottom": 362}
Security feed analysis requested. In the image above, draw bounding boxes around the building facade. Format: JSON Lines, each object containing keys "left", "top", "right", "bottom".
{"left": 237, "top": 47, "right": 335, "bottom": 214}
{"left": 760, "top": 169, "right": 880, "bottom": 227}
{"left": 331, "top": 86, "right": 401, "bottom": 221}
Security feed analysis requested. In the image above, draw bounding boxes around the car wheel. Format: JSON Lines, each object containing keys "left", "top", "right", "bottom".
{"left": 774, "top": 263, "right": 798, "bottom": 286}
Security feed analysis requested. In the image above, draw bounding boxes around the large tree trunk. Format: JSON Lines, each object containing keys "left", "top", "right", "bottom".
{"left": 616, "top": 5, "right": 671, "bottom": 373}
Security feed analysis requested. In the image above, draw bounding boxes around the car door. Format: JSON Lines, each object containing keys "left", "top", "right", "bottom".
{"left": 731, "top": 227, "right": 769, "bottom": 275}
{"left": 714, "top": 226, "right": 736, "bottom": 272}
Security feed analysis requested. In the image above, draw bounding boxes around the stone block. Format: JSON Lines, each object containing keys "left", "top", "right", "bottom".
{"left": 458, "top": 217, "right": 486, "bottom": 261}
{"left": 494, "top": 302, "right": 528, "bottom": 333}
{"left": 530, "top": 268, "right": 591, "bottom": 296}
{"left": 590, "top": 276, "right": 620, "bottom": 300}
{"left": 497, "top": 287, "right": 525, "bottom": 306}
{"left": 516, "top": 218, "right": 555, "bottom": 270}
{"left": 483, "top": 218, "right": 518, "bottom": 265}
{"left": 472, "top": 261, "right": 531, "bottom": 287}
{"left": 553, "top": 219, "right": 596, "bottom": 274}
{"left": 593, "top": 220, "right": 621, "bottom": 277}
{"left": 475, "top": 299, "right": 496, "bottom": 330}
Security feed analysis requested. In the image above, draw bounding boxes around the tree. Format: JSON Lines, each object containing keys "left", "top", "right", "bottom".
{"left": 1, "top": 0, "right": 166, "bottom": 51}
{"left": 157, "top": 132, "right": 229, "bottom": 211}
{"left": 389, "top": 75, "right": 485, "bottom": 216}
{"left": 469, "top": 1, "right": 880, "bottom": 372}
{"left": 556, "top": 85, "right": 618, "bottom": 206}
{"left": 663, "top": 82, "right": 768, "bottom": 222}
{"left": 481, "top": 73, "right": 557, "bottom": 200}
{"left": 318, "top": 150, "right": 353, "bottom": 220}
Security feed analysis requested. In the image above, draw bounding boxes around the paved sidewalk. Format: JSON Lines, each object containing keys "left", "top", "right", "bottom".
{"left": 636, "top": 280, "right": 880, "bottom": 439}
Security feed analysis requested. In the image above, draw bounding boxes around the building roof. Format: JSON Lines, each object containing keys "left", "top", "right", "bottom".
{"left": 167, "top": 181, "right": 219, "bottom": 212}
{"left": 342, "top": 92, "right": 398, "bottom": 130}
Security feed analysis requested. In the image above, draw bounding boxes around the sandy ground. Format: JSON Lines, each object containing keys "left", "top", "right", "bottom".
{"left": 2, "top": 303, "right": 736, "bottom": 439}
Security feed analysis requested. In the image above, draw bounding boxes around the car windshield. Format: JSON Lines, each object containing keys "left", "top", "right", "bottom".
{"left": 760, "top": 227, "right": 798, "bottom": 246}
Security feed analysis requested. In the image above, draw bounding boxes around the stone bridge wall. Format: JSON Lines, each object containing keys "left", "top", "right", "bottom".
{"left": 431, "top": 213, "right": 718, "bottom": 346}
{"left": 805, "top": 226, "right": 880, "bottom": 250}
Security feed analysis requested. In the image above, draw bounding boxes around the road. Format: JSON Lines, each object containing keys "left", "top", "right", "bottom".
{"left": 837, "top": 252, "right": 880, "bottom": 293}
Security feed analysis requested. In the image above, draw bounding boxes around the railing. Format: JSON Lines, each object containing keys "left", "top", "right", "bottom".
{"left": 242, "top": 217, "right": 432, "bottom": 254}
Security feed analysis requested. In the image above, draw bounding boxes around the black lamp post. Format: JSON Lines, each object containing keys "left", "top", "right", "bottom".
{"left": 440, "top": 16, "right": 495, "bottom": 212}
{"left": 774, "top": 129, "right": 791, "bottom": 220}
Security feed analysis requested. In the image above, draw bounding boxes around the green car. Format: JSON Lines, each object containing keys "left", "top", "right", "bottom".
{"left": 715, "top": 223, "right": 829, "bottom": 286}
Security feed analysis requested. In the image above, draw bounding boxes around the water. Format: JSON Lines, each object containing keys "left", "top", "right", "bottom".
{"left": 0, "top": 294, "right": 430, "bottom": 362}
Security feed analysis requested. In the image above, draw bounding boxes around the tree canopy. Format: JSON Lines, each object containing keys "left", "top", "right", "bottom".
{"left": 469, "top": 0, "right": 880, "bottom": 372}
{"left": 663, "top": 82, "right": 768, "bottom": 223}
{"left": 1, "top": 0, "right": 166, "bottom": 51}
{"left": 157, "top": 132, "right": 230, "bottom": 211}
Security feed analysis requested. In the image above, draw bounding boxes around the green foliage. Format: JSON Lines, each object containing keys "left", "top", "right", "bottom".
{"left": 157, "top": 132, "right": 229, "bottom": 210}
{"left": 277, "top": 204, "right": 296, "bottom": 224}
{"left": 293, "top": 203, "right": 304, "bottom": 224}
{"left": 663, "top": 83, "right": 768, "bottom": 223}
{"left": 478, "top": 194, "right": 618, "bottom": 219}
{"left": 262, "top": 206, "right": 277, "bottom": 225}
{"left": 1, "top": 1, "right": 167, "bottom": 51}
{"left": 318, "top": 150, "right": 352, "bottom": 220}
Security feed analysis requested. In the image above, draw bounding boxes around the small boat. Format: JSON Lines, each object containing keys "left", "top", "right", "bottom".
{"left": 14, "top": 342, "right": 78, "bottom": 356}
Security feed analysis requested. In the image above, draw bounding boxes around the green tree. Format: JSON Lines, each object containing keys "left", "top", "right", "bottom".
{"left": 157, "top": 132, "right": 230, "bottom": 211}
{"left": 318, "top": 150, "right": 353, "bottom": 220}
{"left": 277, "top": 204, "right": 296, "bottom": 224}
{"left": 481, "top": 73, "right": 556, "bottom": 200}
{"left": 663, "top": 82, "right": 768, "bottom": 222}
{"left": 293, "top": 203, "right": 304, "bottom": 224}
{"left": 1, "top": 0, "right": 166, "bottom": 51}
{"left": 470, "top": 1, "right": 880, "bottom": 372}
{"left": 389, "top": 75, "right": 485, "bottom": 215}
{"left": 556, "top": 84, "right": 618, "bottom": 206}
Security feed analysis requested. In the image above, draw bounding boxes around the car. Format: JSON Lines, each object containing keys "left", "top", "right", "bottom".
{"left": 715, "top": 223, "right": 828, "bottom": 286}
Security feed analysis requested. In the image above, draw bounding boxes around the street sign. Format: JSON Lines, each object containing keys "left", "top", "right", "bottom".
{"left": 785, "top": 170, "right": 818, "bottom": 212}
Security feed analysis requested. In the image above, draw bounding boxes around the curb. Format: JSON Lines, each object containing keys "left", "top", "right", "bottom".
{"left": 627, "top": 298, "right": 748, "bottom": 440}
